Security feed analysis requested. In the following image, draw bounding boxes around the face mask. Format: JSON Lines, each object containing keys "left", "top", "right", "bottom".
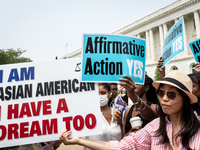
{"left": 99, "top": 95, "right": 109, "bottom": 106}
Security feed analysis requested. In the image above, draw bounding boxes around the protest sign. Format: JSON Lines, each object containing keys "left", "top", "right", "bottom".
{"left": 81, "top": 34, "right": 146, "bottom": 84}
{"left": 161, "top": 17, "right": 185, "bottom": 67}
{"left": 0, "top": 58, "right": 102, "bottom": 148}
{"left": 189, "top": 38, "right": 200, "bottom": 62}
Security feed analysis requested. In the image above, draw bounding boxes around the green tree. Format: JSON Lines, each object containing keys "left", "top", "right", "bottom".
{"left": 154, "top": 68, "right": 160, "bottom": 81}
{"left": 0, "top": 48, "right": 32, "bottom": 65}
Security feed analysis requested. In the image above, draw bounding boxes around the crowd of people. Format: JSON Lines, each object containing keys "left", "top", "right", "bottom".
{"left": 2, "top": 61, "right": 200, "bottom": 150}
{"left": 58, "top": 61, "right": 200, "bottom": 150}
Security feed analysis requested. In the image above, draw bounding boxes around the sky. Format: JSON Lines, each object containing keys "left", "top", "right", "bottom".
{"left": 0, "top": 0, "right": 178, "bottom": 62}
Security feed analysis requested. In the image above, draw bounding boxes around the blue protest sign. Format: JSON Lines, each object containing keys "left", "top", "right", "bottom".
{"left": 81, "top": 34, "right": 146, "bottom": 84}
{"left": 161, "top": 17, "right": 184, "bottom": 67}
{"left": 189, "top": 38, "right": 200, "bottom": 62}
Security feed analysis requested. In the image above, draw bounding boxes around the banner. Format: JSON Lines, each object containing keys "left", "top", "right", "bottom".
{"left": 0, "top": 58, "right": 102, "bottom": 148}
{"left": 189, "top": 38, "right": 200, "bottom": 62}
{"left": 161, "top": 17, "right": 185, "bottom": 67}
{"left": 81, "top": 34, "right": 146, "bottom": 84}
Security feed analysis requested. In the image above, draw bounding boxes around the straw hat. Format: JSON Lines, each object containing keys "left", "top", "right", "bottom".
{"left": 153, "top": 70, "right": 197, "bottom": 104}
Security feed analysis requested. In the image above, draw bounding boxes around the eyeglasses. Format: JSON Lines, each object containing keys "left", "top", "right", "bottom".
{"left": 157, "top": 89, "right": 179, "bottom": 100}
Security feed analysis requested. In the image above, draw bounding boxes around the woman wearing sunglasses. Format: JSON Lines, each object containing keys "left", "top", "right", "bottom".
{"left": 157, "top": 57, "right": 200, "bottom": 116}
{"left": 60, "top": 70, "right": 200, "bottom": 150}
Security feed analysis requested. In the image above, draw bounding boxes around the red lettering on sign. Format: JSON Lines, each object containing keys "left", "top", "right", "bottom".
{"left": 56, "top": 98, "right": 69, "bottom": 113}
{"left": 43, "top": 100, "right": 52, "bottom": 115}
{"left": 31, "top": 101, "right": 42, "bottom": 116}
{"left": 7, "top": 100, "right": 52, "bottom": 119}
{"left": 63, "top": 117, "right": 73, "bottom": 131}
{"left": 0, "top": 119, "right": 58, "bottom": 141}
{"left": 73, "top": 115, "right": 84, "bottom": 131}
{"left": 30, "top": 121, "right": 42, "bottom": 136}
{"left": 62, "top": 114, "right": 97, "bottom": 131}
{"left": 20, "top": 122, "right": 29, "bottom": 138}
{"left": 42, "top": 118, "right": 58, "bottom": 135}
{"left": 19, "top": 103, "right": 32, "bottom": 118}
{"left": 7, "top": 104, "right": 19, "bottom": 119}
{"left": 8, "top": 124, "right": 19, "bottom": 139}
{"left": 0, "top": 125, "right": 6, "bottom": 140}
{"left": 85, "top": 113, "right": 96, "bottom": 129}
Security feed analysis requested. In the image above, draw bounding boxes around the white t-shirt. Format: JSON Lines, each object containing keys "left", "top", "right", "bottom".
{"left": 84, "top": 111, "right": 122, "bottom": 150}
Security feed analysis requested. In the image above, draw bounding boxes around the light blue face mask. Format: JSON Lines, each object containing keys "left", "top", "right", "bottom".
{"left": 99, "top": 95, "right": 109, "bottom": 106}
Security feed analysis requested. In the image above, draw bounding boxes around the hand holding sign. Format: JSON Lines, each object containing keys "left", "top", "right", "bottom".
{"left": 0, "top": 58, "right": 101, "bottom": 148}
{"left": 156, "top": 57, "right": 165, "bottom": 72}
{"left": 118, "top": 75, "right": 137, "bottom": 101}
{"left": 156, "top": 57, "right": 165, "bottom": 80}
{"left": 59, "top": 130, "right": 80, "bottom": 145}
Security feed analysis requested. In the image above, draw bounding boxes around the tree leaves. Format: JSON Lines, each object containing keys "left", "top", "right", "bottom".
{"left": 0, "top": 48, "right": 32, "bottom": 65}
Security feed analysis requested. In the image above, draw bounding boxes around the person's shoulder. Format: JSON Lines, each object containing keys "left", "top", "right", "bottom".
{"left": 149, "top": 117, "right": 160, "bottom": 125}
{"left": 144, "top": 118, "right": 160, "bottom": 131}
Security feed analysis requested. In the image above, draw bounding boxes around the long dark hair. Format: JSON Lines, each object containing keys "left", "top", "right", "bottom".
{"left": 188, "top": 72, "right": 200, "bottom": 88}
{"left": 145, "top": 75, "right": 158, "bottom": 104}
{"left": 155, "top": 84, "right": 200, "bottom": 150}
{"left": 188, "top": 72, "right": 200, "bottom": 101}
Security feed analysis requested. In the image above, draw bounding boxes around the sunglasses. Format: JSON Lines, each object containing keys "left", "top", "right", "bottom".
{"left": 157, "top": 89, "right": 179, "bottom": 100}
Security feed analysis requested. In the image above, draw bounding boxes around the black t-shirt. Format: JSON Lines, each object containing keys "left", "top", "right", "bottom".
{"left": 125, "top": 101, "right": 152, "bottom": 134}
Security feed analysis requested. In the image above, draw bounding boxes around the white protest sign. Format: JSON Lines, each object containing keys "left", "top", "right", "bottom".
{"left": 0, "top": 58, "right": 102, "bottom": 148}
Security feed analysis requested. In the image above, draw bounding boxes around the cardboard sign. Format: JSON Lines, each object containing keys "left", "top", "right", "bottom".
{"left": 161, "top": 17, "right": 185, "bottom": 67}
{"left": 81, "top": 34, "right": 146, "bottom": 84}
{"left": 189, "top": 38, "right": 200, "bottom": 62}
{"left": 0, "top": 58, "right": 102, "bottom": 148}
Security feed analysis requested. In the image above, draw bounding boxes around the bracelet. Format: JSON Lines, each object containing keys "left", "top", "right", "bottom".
{"left": 140, "top": 101, "right": 147, "bottom": 112}
{"left": 133, "top": 95, "right": 141, "bottom": 105}
{"left": 136, "top": 101, "right": 147, "bottom": 115}
{"left": 135, "top": 100, "right": 143, "bottom": 112}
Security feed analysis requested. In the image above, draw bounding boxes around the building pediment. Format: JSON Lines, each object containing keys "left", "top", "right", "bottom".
{"left": 114, "top": 0, "right": 200, "bottom": 34}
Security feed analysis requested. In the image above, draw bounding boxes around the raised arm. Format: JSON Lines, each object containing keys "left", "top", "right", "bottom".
{"left": 59, "top": 130, "right": 110, "bottom": 150}
{"left": 118, "top": 75, "right": 158, "bottom": 121}
{"left": 156, "top": 57, "right": 165, "bottom": 80}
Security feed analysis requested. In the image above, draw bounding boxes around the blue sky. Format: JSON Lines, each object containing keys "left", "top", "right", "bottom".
{"left": 0, "top": 0, "right": 177, "bottom": 62}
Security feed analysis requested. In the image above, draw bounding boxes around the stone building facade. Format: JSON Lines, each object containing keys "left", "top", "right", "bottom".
{"left": 61, "top": 0, "right": 200, "bottom": 79}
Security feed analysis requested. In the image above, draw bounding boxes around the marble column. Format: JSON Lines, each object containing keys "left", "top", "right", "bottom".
{"left": 145, "top": 31, "right": 151, "bottom": 60}
{"left": 137, "top": 34, "right": 141, "bottom": 38}
{"left": 183, "top": 16, "right": 189, "bottom": 53}
{"left": 163, "top": 23, "right": 168, "bottom": 40}
{"left": 149, "top": 29, "right": 155, "bottom": 60}
{"left": 194, "top": 10, "right": 200, "bottom": 39}
{"left": 175, "top": 18, "right": 179, "bottom": 23}
{"left": 159, "top": 25, "right": 164, "bottom": 55}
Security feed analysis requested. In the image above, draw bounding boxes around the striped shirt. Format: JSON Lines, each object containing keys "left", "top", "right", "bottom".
{"left": 110, "top": 112, "right": 200, "bottom": 150}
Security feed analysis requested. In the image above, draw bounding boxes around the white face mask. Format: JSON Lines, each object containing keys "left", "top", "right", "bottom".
{"left": 99, "top": 95, "right": 109, "bottom": 106}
